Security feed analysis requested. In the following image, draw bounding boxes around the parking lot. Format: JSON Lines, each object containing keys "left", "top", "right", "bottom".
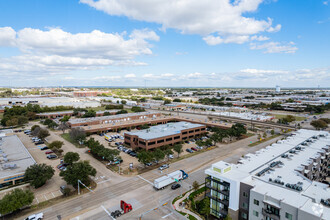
{"left": 90, "top": 129, "right": 211, "bottom": 173}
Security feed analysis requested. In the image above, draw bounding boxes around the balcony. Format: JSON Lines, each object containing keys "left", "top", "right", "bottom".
{"left": 210, "top": 208, "right": 228, "bottom": 218}
{"left": 206, "top": 192, "right": 229, "bottom": 206}
{"left": 205, "top": 176, "right": 230, "bottom": 187}
{"left": 205, "top": 183, "right": 230, "bottom": 196}
{"left": 262, "top": 208, "right": 280, "bottom": 220}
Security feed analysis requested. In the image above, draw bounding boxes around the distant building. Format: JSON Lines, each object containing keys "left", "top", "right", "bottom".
{"left": 124, "top": 122, "right": 206, "bottom": 150}
{"left": 73, "top": 91, "right": 103, "bottom": 97}
{"left": 276, "top": 85, "right": 281, "bottom": 93}
{"left": 204, "top": 129, "right": 329, "bottom": 220}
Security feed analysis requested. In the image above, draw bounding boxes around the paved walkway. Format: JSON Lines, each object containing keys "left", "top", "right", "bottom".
{"left": 173, "top": 188, "right": 203, "bottom": 220}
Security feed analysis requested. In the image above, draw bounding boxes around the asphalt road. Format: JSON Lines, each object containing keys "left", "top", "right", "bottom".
{"left": 18, "top": 132, "right": 285, "bottom": 220}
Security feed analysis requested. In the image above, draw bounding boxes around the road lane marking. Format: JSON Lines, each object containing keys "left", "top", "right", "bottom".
{"left": 162, "top": 212, "right": 173, "bottom": 218}
{"left": 137, "top": 175, "right": 153, "bottom": 185}
{"left": 101, "top": 205, "right": 115, "bottom": 220}
{"left": 97, "top": 179, "right": 111, "bottom": 184}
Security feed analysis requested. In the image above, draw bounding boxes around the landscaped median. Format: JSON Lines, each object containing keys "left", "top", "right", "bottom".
{"left": 172, "top": 185, "right": 209, "bottom": 220}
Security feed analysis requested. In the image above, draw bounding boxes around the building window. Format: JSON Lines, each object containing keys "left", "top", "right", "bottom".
{"left": 166, "top": 138, "right": 172, "bottom": 142}
{"left": 149, "top": 141, "right": 156, "bottom": 145}
{"left": 241, "top": 212, "right": 247, "bottom": 219}
{"left": 253, "top": 199, "right": 259, "bottom": 206}
{"left": 189, "top": 130, "right": 194, "bottom": 133}
{"left": 242, "top": 202, "right": 248, "bottom": 209}
{"left": 253, "top": 210, "right": 259, "bottom": 217}
{"left": 157, "top": 139, "right": 164, "bottom": 143}
{"left": 174, "top": 136, "right": 180, "bottom": 140}
{"left": 182, "top": 131, "right": 187, "bottom": 135}
{"left": 285, "top": 212, "right": 293, "bottom": 220}
{"left": 243, "top": 191, "right": 248, "bottom": 198}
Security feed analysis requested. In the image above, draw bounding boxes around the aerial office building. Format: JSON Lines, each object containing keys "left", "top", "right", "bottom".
{"left": 124, "top": 122, "right": 206, "bottom": 150}
{"left": 205, "top": 129, "right": 329, "bottom": 220}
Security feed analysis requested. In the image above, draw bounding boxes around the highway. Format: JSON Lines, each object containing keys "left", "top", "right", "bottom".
{"left": 18, "top": 133, "right": 285, "bottom": 220}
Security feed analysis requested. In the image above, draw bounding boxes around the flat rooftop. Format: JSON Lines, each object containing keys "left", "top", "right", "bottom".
{"left": 0, "top": 135, "right": 36, "bottom": 179}
{"left": 206, "top": 129, "right": 330, "bottom": 219}
{"left": 68, "top": 112, "right": 157, "bottom": 125}
{"left": 125, "top": 121, "right": 205, "bottom": 140}
{"left": 37, "top": 110, "right": 74, "bottom": 116}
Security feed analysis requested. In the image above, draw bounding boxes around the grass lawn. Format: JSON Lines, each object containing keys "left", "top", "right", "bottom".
{"left": 273, "top": 114, "right": 306, "bottom": 121}
{"left": 61, "top": 133, "right": 85, "bottom": 148}
{"left": 0, "top": 113, "right": 3, "bottom": 119}
{"left": 248, "top": 134, "right": 281, "bottom": 147}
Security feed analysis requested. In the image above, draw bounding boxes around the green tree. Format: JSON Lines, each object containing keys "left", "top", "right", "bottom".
{"left": 197, "top": 198, "right": 210, "bottom": 220}
{"left": 83, "top": 109, "right": 96, "bottom": 118}
{"left": 48, "top": 121, "right": 58, "bottom": 129}
{"left": 64, "top": 152, "right": 80, "bottom": 165}
{"left": 60, "top": 160, "right": 96, "bottom": 187}
{"left": 43, "top": 118, "right": 53, "bottom": 126}
{"left": 153, "top": 148, "right": 165, "bottom": 163}
{"left": 69, "top": 127, "right": 86, "bottom": 144}
{"left": 49, "top": 141, "right": 64, "bottom": 151}
{"left": 311, "top": 119, "right": 328, "bottom": 130}
{"left": 163, "top": 99, "right": 171, "bottom": 105}
{"left": 173, "top": 144, "right": 183, "bottom": 158}
{"left": 192, "top": 181, "right": 199, "bottom": 191}
{"left": 17, "top": 116, "right": 29, "bottom": 125}
{"left": 31, "top": 125, "right": 40, "bottom": 132}
{"left": 38, "top": 128, "right": 50, "bottom": 140}
{"left": 24, "top": 164, "right": 55, "bottom": 188}
{"left": 58, "top": 122, "right": 69, "bottom": 134}
{"left": 137, "top": 151, "right": 153, "bottom": 166}
{"left": 271, "top": 129, "right": 275, "bottom": 135}
{"left": 60, "top": 115, "right": 71, "bottom": 122}
{"left": 0, "top": 189, "right": 34, "bottom": 215}
{"left": 6, "top": 118, "right": 18, "bottom": 127}
{"left": 121, "top": 100, "right": 127, "bottom": 104}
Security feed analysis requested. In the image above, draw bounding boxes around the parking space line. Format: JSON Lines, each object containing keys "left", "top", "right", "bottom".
{"left": 162, "top": 212, "right": 173, "bottom": 218}
{"left": 137, "top": 175, "right": 153, "bottom": 185}
{"left": 101, "top": 205, "right": 115, "bottom": 220}
{"left": 52, "top": 192, "right": 55, "bottom": 198}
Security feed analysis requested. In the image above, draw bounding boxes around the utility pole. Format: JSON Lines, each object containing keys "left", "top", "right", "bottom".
{"left": 77, "top": 179, "right": 94, "bottom": 195}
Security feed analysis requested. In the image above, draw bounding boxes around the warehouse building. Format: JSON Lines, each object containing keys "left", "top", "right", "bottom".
{"left": 205, "top": 129, "right": 329, "bottom": 220}
{"left": 0, "top": 134, "right": 36, "bottom": 188}
{"left": 68, "top": 112, "right": 162, "bottom": 128}
{"left": 124, "top": 122, "right": 206, "bottom": 150}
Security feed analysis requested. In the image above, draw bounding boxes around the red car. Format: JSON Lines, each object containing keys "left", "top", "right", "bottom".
{"left": 45, "top": 150, "right": 54, "bottom": 154}
{"left": 191, "top": 147, "right": 198, "bottom": 151}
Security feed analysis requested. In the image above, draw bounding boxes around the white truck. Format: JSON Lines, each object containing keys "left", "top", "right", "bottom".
{"left": 153, "top": 170, "right": 188, "bottom": 190}
{"left": 25, "top": 213, "right": 43, "bottom": 220}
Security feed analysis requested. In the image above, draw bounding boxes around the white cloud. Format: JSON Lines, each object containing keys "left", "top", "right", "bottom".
{"left": 81, "top": 0, "right": 281, "bottom": 45}
{"left": 0, "top": 27, "right": 159, "bottom": 76}
{"left": 323, "top": 1, "right": 329, "bottom": 5}
{"left": 250, "top": 35, "right": 270, "bottom": 41}
{"left": 250, "top": 41, "right": 298, "bottom": 53}
{"left": 124, "top": 73, "right": 136, "bottom": 78}
{"left": 240, "top": 68, "right": 289, "bottom": 74}
{"left": 0, "top": 27, "right": 16, "bottom": 46}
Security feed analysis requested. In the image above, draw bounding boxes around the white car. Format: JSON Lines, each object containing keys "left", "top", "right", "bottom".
{"left": 25, "top": 212, "right": 43, "bottom": 220}
{"left": 159, "top": 164, "right": 169, "bottom": 170}
{"left": 168, "top": 154, "right": 174, "bottom": 159}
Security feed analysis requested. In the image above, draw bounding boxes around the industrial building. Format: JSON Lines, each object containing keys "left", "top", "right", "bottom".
{"left": 124, "top": 122, "right": 206, "bottom": 150}
{"left": 204, "top": 129, "right": 329, "bottom": 220}
{"left": 0, "top": 133, "right": 36, "bottom": 188}
{"left": 37, "top": 110, "right": 119, "bottom": 119}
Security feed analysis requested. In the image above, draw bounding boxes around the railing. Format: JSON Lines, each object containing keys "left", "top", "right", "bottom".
{"left": 262, "top": 208, "right": 280, "bottom": 220}
{"left": 205, "top": 183, "right": 230, "bottom": 196}
{"left": 206, "top": 192, "right": 229, "bottom": 206}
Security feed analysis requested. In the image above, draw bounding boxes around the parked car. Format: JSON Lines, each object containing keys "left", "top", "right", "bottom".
{"left": 47, "top": 154, "right": 57, "bottom": 159}
{"left": 191, "top": 147, "right": 198, "bottom": 151}
{"left": 45, "top": 150, "right": 54, "bottom": 154}
{"left": 168, "top": 154, "right": 174, "bottom": 159}
{"left": 25, "top": 213, "right": 43, "bottom": 220}
{"left": 186, "top": 149, "right": 194, "bottom": 153}
{"left": 57, "top": 163, "right": 68, "bottom": 169}
{"left": 159, "top": 164, "right": 169, "bottom": 170}
{"left": 40, "top": 146, "right": 49, "bottom": 150}
{"left": 196, "top": 146, "right": 203, "bottom": 150}
{"left": 171, "top": 183, "right": 181, "bottom": 190}
{"left": 35, "top": 141, "right": 44, "bottom": 145}
{"left": 145, "top": 162, "right": 152, "bottom": 166}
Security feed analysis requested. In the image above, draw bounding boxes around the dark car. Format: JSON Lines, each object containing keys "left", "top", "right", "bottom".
{"left": 47, "top": 154, "right": 57, "bottom": 159}
{"left": 191, "top": 147, "right": 198, "bottom": 151}
{"left": 171, "top": 183, "right": 181, "bottom": 190}
{"left": 186, "top": 149, "right": 193, "bottom": 153}
{"left": 35, "top": 141, "right": 44, "bottom": 145}
{"left": 145, "top": 162, "right": 152, "bottom": 166}
{"left": 40, "top": 146, "right": 49, "bottom": 150}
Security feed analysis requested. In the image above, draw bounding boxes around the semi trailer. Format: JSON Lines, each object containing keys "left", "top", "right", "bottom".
{"left": 153, "top": 170, "right": 188, "bottom": 190}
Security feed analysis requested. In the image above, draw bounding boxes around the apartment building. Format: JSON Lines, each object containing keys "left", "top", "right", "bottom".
{"left": 205, "top": 129, "right": 330, "bottom": 220}
{"left": 124, "top": 122, "right": 206, "bottom": 150}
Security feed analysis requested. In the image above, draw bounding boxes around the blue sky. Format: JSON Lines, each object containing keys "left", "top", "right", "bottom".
{"left": 0, "top": 0, "right": 329, "bottom": 87}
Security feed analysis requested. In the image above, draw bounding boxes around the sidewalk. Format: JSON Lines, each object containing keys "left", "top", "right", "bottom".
{"left": 173, "top": 189, "right": 203, "bottom": 220}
